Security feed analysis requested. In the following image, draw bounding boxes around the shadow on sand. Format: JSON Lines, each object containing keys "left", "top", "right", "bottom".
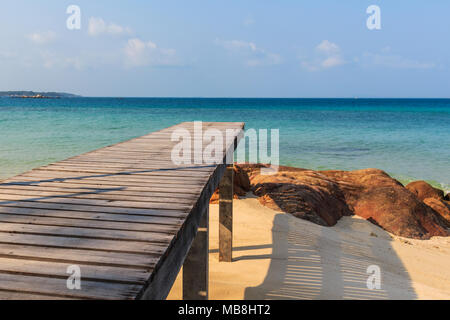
{"left": 244, "top": 214, "right": 418, "bottom": 300}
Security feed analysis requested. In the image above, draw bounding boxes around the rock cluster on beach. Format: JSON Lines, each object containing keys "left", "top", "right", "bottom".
{"left": 211, "top": 164, "right": 450, "bottom": 240}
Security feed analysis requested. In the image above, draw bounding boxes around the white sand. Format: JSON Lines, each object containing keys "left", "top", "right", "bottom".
{"left": 167, "top": 197, "right": 450, "bottom": 300}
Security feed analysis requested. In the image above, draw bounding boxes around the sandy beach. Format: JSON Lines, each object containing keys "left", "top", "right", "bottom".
{"left": 168, "top": 196, "right": 450, "bottom": 300}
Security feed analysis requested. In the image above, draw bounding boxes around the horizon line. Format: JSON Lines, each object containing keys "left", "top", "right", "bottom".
{"left": 67, "top": 95, "right": 450, "bottom": 99}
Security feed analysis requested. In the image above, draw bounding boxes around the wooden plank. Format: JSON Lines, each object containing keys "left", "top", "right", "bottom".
{"left": 2, "top": 180, "right": 204, "bottom": 194}
{"left": 0, "top": 194, "right": 193, "bottom": 211}
{"left": 0, "top": 201, "right": 187, "bottom": 217}
{"left": 0, "top": 185, "right": 201, "bottom": 199}
{"left": 0, "top": 188, "right": 197, "bottom": 204}
{"left": 0, "top": 213, "right": 180, "bottom": 233}
{"left": 0, "top": 257, "right": 151, "bottom": 284}
{"left": 16, "top": 171, "right": 210, "bottom": 183}
{"left": 0, "top": 222, "right": 175, "bottom": 243}
{"left": 0, "top": 233, "right": 167, "bottom": 255}
{"left": 0, "top": 290, "right": 69, "bottom": 300}
{"left": 38, "top": 166, "right": 213, "bottom": 178}
{"left": 0, "top": 206, "right": 185, "bottom": 225}
{"left": 0, "top": 243, "right": 159, "bottom": 268}
{"left": 52, "top": 161, "right": 216, "bottom": 172}
{"left": 6, "top": 172, "right": 210, "bottom": 186}
{"left": 0, "top": 273, "right": 141, "bottom": 300}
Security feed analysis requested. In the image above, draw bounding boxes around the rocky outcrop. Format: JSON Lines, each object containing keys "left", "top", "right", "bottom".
{"left": 250, "top": 168, "right": 352, "bottom": 226}
{"left": 423, "top": 198, "right": 450, "bottom": 228}
{"left": 210, "top": 165, "right": 251, "bottom": 203}
{"left": 405, "top": 181, "right": 445, "bottom": 201}
{"left": 322, "top": 169, "right": 448, "bottom": 239}
{"left": 238, "top": 164, "right": 448, "bottom": 239}
{"left": 445, "top": 193, "right": 450, "bottom": 201}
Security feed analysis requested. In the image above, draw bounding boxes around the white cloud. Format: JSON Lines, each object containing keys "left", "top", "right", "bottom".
{"left": 27, "top": 31, "right": 56, "bottom": 45}
{"left": 215, "top": 39, "right": 281, "bottom": 67}
{"left": 361, "top": 52, "right": 435, "bottom": 70}
{"left": 124, "top": 38, "right": 178, "bottom": 67}
{"left": 301, "top": 42, "right": 435, "bottom": 71}
{"left": 321, "top": 56, "right": 345, "bottom": 68}
{"left": 316, "top": 40, "right": 340, "bottom": 54}
{"left": 88, "top": 17, "right": 132, "bottom": 37}
{"left": 301, "top": 40, "right": 345, "bottom": 71}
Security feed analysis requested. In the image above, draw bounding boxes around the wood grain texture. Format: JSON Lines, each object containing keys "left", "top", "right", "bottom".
{"left": 0, "top": 121, "right": 244, "bottom": 300}
{"left": 219, "top": 165, "right": 234, "bottom": 262}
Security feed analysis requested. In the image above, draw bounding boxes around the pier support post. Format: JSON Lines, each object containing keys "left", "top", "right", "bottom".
{"left": 219, "top": 164, "right": 233, "bottom": 262}
{"left": 183, "top": 206, "right": 209, "bottom": 300}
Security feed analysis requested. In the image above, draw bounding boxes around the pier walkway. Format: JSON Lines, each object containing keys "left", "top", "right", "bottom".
{"left": 0, "top": 122, "right": 244, "bottom": 299}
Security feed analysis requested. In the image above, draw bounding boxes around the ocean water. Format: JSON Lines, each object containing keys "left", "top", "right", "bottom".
{"left": 0, "top": 98, "right": 449, "bottom": 192}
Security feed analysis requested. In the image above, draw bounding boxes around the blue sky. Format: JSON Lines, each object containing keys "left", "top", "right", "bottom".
{"left": 1, "top": 0, "right": 449, "bottom": 97}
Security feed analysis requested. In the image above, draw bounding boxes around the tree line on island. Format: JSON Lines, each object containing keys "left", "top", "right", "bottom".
{"left": 0, "top": 91, "right": 80, "bottom": 99}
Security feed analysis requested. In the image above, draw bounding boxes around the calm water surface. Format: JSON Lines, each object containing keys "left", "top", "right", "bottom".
{"left": 0, "top": 98, "right": 449, "bottom": 192}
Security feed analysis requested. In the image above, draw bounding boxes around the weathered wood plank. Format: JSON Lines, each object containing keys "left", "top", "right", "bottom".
{"left": 0, "top": 222, "right": 175, "bottom": 243}
{"left": 0, "top": 194, "right": 193, "bottom": 211}
{"left": 0, "top": 233, "right": 167, "bottom": 255}
{"left": 0, "top": 290, "right": 70, "bottom": 300}
{"left": 0, "top": 188, "right": 197, "bottom": 204}
{"left": 14, "top": 171, "right": 210, "bottom": 183}
{"left": 51, "top": 161, "right": 216, "bottom": 172}
{"left": 6, "top": 172, "right": 210, "bottom": 186}
{"left": 0, "top": 243, "right": 159, "bottom": 268}
{"left": 0, "top": 185, "right": 201, "bottom": 199}
{"left": 0, "top": 206, "right": 185, "bottom": 224}
{"left": 37, "top": 166, "right": 213, "bottom": 178}
{"left": 0, "top": 273, "right": 141, "bottom": 300}
{"left": 0, "top": 201, "right": 187, "bottom": 217}
{"left": 0, "top": 257, "right": 151, "bottom": 284}
{"left": 2, "top": 180, "right": 204, "bottom": 193}
{"left": 0, "top": 213, "right": 181, "bottom": 233}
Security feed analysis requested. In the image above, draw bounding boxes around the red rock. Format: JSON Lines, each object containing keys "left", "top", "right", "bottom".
{"left": 405, "top": 180, "right": 444, "bottom": 201}
{"left": 242, "top": 164, "right": 352, "bottom": 226}
{"left": 239, "top": 164, "right": 448, "bottom": 239}
{"left": 423, "top": 198, "right": 450, "bottom": 228}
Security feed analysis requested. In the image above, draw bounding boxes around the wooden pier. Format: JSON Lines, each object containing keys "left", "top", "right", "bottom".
{"left": 0, "top": 121, "right": 244, "bottom": 300}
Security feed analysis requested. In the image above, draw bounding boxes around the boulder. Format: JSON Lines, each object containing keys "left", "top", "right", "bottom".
{"left": 239, "top": 164, "right": 448, "bottom": 239}
{"left": 445, "top": 193, "right": 450, "bottom": 201}
{"left": 405, "top": 180, "right": 444, "bottom": 201}
{"left": 320, "top": 169, "right": 448, "bottom": 239}
{"left": 251, "top": 169, "right": 352, "bottom": 226}
{"left": 423, "top": 198, "right": 450, "bottom": 228}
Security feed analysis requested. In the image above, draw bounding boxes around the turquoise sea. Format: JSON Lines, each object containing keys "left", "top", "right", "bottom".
{"left": 0, "top": 98, "right": 449, "bottom": 192}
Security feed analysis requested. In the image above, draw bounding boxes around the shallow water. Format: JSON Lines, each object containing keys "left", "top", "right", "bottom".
{"left": 0, "top": 98, "right": 449, "bottom": 192}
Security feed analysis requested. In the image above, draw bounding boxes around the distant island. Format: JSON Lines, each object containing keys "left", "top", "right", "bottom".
{"left": 0, "top": 91, "right": 81, "bottom": 99}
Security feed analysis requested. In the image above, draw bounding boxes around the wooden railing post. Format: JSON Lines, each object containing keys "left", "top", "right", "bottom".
{"left": 219, "top": 164, "right": 233, "bottom": 262}
{"left": 182, "top": 206, "right": 209, "bottom": 300}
